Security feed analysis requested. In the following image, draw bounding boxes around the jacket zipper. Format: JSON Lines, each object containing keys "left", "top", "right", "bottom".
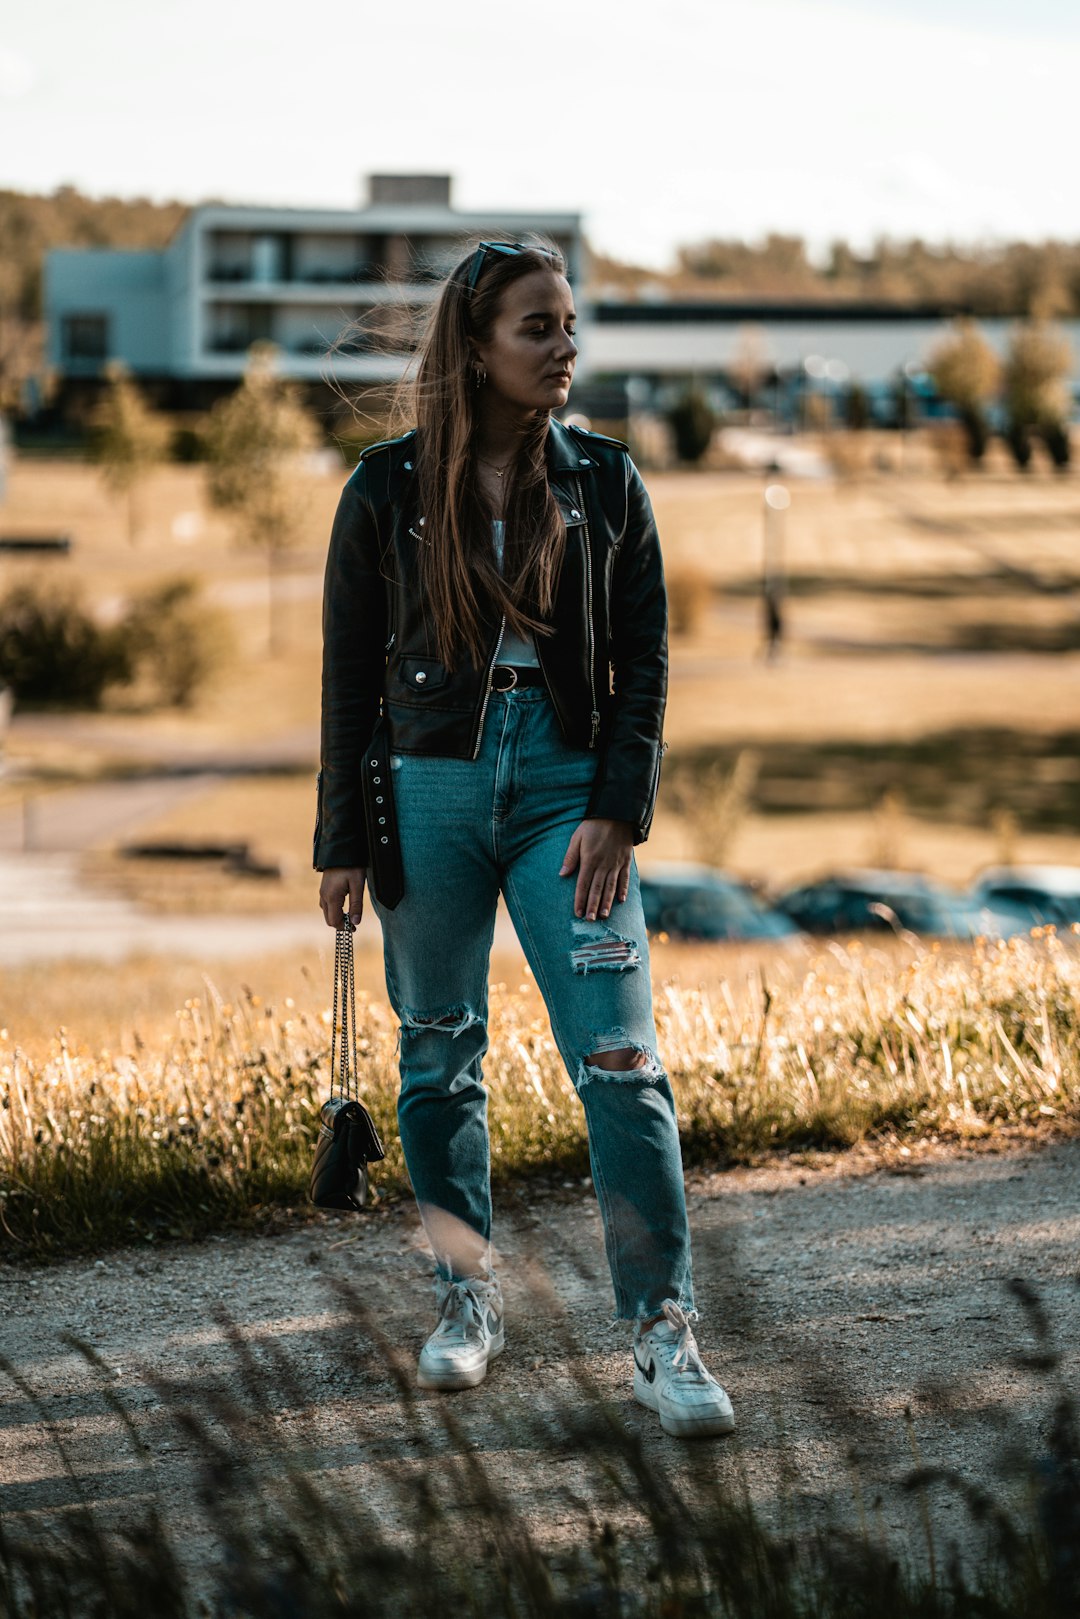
{"left": 472, "top": 617, "right": 506, "bottom": 759}
{"left": 581, "top": 525, "right": 600, "bottom": 749}
{"left": 382, "top": 625, "right": 395, "bottom": 718}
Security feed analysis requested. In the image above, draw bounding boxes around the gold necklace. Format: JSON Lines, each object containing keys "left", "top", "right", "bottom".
{"left": 478, "top": 456, "right": 513, "bottom": 479}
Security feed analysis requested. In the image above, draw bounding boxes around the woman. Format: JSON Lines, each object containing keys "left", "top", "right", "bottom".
{"left": 315, "top": 239, "right": 733, "bottom": 1440}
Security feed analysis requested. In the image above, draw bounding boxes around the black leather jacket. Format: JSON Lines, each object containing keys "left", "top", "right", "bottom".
{"left": 314, "top": 417, "right": 668, "bottom": 871}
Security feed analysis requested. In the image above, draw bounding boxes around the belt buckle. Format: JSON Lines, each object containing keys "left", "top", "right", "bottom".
{"left": 492, "top": 665, "right": 517, "bottom": 692}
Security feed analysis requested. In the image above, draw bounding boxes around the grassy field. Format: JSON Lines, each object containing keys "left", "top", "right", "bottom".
{"left": 4, "top": 440, "right": 1080, "bottom": 906}
{"left": 1, "top": 924, "right": 1076, "bottom": 1260}
{"left": 6, "top": 446, "right": 1080, "bottom": 723}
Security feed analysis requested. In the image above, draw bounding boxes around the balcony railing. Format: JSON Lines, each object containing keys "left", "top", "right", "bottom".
{"left": 205, "top": 263, "right": 380, "bottom": 286}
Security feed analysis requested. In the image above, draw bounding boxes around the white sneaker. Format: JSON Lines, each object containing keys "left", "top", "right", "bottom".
{"left": 633, "top": 1301, "right": 735, "bottom": 1438}
{"left": 416, "top": 1276, "right": 505, "bottom": 1390}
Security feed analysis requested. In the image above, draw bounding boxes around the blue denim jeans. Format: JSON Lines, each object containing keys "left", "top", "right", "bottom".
{"left": 369, "top": 685, "right": 694, "bottom": 1322}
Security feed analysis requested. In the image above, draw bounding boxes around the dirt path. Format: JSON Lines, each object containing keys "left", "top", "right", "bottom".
{"left": 2, "top": 1138, "right": 1078, "bottom": 1577}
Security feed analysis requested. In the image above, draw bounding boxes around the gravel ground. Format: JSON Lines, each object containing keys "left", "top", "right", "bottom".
{"left": 1, "top": 1136, "right": 1078, "bottom": 1588}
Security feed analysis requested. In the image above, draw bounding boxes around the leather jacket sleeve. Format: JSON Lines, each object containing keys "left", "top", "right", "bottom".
{"left": 585, "top": 461, "right": 668, "bottom": 842}
{"left": 313, "top": 467, "right": 388, "bottom": 871}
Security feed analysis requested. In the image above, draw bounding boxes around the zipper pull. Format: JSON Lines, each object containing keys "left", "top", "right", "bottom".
{"left": 589, "top": 711, "right": 601, "bottom": 750}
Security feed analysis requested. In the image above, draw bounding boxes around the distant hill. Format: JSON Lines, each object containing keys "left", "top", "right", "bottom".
{"left": 590, "top": 236, "right": 1080, "bottom": 318}
{"left": 1, "top": 186, "right": 189, "bottom": 321}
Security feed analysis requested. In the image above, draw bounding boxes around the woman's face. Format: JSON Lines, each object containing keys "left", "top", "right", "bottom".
{"left": 471, "top": 268, "right": 578, "bottom": 416}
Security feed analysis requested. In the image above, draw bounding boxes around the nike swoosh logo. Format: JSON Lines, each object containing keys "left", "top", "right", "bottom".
{"left": 634, "top": 1350, "right": 656, "bottom": 1384}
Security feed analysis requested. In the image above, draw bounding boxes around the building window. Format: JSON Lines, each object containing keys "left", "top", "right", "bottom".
{"left": 61, "top": 314, "right": 108, "bottom": 361}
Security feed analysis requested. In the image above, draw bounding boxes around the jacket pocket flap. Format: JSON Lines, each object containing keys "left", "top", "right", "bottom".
{"left": 551, "top": 485, "right": 587, "bottom": 527}
{"left": 398, "top": 655, "right": 447, "bottom": 692}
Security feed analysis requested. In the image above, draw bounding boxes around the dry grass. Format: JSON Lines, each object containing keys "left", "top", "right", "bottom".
{"left": 2, "top": 927, "right": 1077, "bottom": 1259}
{"left": 82, "top": 775, "right": 320, "bottom": 914}
{"left": 0, "top": 940, "right": 533, "bottom": 1062}
{"left": 664, "top": 653, "right": 1080, "bottom": 748}
{"left": 649, "top": 806, "right": 1080, "bottom": 891}
{"left": 664, "top": 561, "right": 714, "bottom": 636}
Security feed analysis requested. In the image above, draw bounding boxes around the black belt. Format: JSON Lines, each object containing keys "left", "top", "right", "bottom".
{"left": 490, "top": 665, "right": 547, "bottom": 692}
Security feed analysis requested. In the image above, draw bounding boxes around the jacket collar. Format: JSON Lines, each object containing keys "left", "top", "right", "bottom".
{"left": 546, "top": 417, "right": 596, "bottom": 474}
{"left": 386, "top": 417, "right": 593, "bottom": 480}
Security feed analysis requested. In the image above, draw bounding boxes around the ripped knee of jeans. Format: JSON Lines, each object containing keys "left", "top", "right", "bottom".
{"left": 576, "top": 1030, "right": 665, "bottom": 1089}
{"left": 569, "top": 917, "right": 642, "bottom": 976}
{"left": 400, "top": 1003, "right": 482, "bottom": 1040}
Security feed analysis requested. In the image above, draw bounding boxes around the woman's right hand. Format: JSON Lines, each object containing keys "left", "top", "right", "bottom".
{"left": 319, "top": 867, "right": 367, "bottom": 930}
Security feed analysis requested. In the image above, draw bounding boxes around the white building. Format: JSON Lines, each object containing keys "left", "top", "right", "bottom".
{"left": 44, "top": 175, "right": 586, "bottom": 401}
{"left": 44, "top": 175, "right": 1080, "bottom": 421}
{"left": 589, "top": 299, "right": 1080, "bottom": 412}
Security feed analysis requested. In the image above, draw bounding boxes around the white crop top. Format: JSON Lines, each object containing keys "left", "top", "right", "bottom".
{"left": 491, "top": 519, "right": 540, "bottom": 667}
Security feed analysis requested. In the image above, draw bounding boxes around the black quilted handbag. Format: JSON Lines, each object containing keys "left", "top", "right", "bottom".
{"left": 309, "top": 919, "right": 386, "bottom": 1211}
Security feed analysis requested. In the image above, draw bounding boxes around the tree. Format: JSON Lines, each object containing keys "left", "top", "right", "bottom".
{"left": 91, "top": 362, "right": 170, "bottom": 544}
{"left": 203, "top": 344, "right": 319, "bottom": 652}
{"left": 0, "top": 578, "right": 130, "bottom": 707}
{"left": 1002, "top": 321, "right": 1073, "bottom": 472}
{"left": 926, "top": 319, "right": 1000, "bottom": 464}
{"left": 666, "top": 387, "right": 716, "bottom": 464}
{"left": 120, "top": 576, "right": 230, "bottom": 707}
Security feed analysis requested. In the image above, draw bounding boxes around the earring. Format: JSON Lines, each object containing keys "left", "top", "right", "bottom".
{"left": 473, "top": 366, "right": 487, "bottom": 390}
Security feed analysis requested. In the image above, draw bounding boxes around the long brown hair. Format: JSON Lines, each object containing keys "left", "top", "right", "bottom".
{"left": 403, "top": 241, "right": 569, "bottom": 670}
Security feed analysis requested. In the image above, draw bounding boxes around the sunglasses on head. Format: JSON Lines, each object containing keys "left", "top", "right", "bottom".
{"left": 464, "top": 240, "right": 558, "bottom": 295}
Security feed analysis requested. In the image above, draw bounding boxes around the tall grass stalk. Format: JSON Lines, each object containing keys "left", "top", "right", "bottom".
{"left": 1, "top": 930, "right": 1077, "bottom": 1260}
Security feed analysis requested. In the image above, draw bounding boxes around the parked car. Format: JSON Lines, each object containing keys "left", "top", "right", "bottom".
{"left": 776, "top": 868, "right": 1027, "bottom": 939}
{"left": 637, "top": 863, "right": 803, "bottom": 941}
{"left": 968, "top": 865, "right": 1080, "bottom": 931}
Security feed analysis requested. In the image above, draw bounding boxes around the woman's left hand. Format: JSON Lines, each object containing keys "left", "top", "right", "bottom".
{"left": 559, "top": 818, "right": 635, "bottom": 920}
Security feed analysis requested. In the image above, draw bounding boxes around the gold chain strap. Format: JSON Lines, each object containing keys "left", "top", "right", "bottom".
{"left": 330, "top": 919, "right": 357, "bottom": 1102}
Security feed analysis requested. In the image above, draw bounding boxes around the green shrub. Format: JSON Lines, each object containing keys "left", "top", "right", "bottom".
{"left": 1040, "top": 419, "right": 1072, "bottom": 469}
{"left": 0, "top": 579, "right": 130, "bottom": 707}
{"left": 845, "top": 381, "right": 871, "bottom": 430}
{"left": 120, "top": 575, "right": 229, "bottom": 708}
{"left": 169, "top": 423, "right": 206, "bottom": 463}
{"left": 1006, "top": 419, "right": 1034, "bottom": 470}
{"left": 667, "top": 388, "right": 716, "bottom": 463}
{"left": 0, "top": 575, "right": 228, "bottom": 712}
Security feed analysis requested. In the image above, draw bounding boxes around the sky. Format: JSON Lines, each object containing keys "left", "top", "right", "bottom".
{"left": 2, "top": 0, "right": 1080, "bottom": 268}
